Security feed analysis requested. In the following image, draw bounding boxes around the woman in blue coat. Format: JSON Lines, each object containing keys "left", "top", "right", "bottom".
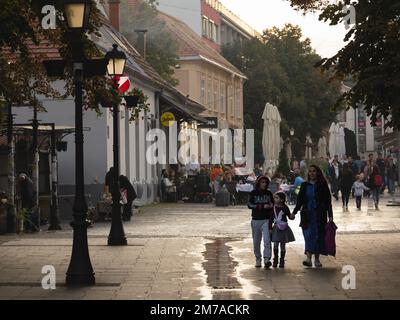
{"left": 291, "top": 165, "right": 334, "bottom": 268}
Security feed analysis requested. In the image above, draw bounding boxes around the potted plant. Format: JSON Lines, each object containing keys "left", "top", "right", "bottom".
{"left": 125, "top": 87, "right": 150, "bottom": 122}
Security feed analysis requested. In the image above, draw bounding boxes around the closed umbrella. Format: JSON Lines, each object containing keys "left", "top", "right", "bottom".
{"left": 329, "top": 123, "right": 336, "bottom": 157}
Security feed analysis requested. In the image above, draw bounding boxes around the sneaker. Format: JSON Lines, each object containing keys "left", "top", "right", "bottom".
{"left": 255, "top": 258, "right": 262, "bottom": 268}
{"left": 264, "top": 260, "right": 272, "bottom": 269}
{"left": 314, "top": 260, "right": 323, "bottom": 268}
{"left": 302, "top": 259, "right": 312, "bottom": 267}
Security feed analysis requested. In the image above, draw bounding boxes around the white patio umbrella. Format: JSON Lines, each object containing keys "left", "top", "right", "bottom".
{"left": 318, "top": 136, "right": 327, "bottom": 158}
{"left": 339, "top": 126, "right": 346, "bottom": 158}
{"left": 262, "top": 103, "right": 281, "bottom": 171}
{"left": 328, "top": 123, "right": 336, "bottom": 158}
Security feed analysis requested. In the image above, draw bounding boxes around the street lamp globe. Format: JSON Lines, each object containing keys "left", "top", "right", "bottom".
{"left": 105, "top": 44, "right": 127, "bottom": 77}
{"left": 64, "top": 0, "right": 91, "bottom": 30}
{"left": 290, "top": 128, "right": 295, "bottom": 137}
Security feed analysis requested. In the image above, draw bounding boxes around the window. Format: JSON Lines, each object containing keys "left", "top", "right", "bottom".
{"left": 213, "top": 79, "right": 218, "bottom": 111}
{"left": 215, "top": 24, "right": 219, "bottom": 43}
{"left": 207, "top": 76, "right": 212, "bottom": 107}
{"left": 235, "top": 86, "right": 241, "bottom": 118}
{"left": 228, "top": 85, "right": 233, "bottom": 116}
{"left": 200, "top": 74, "right": 206, "bottom": 104}
{"left": 202, "top": 17, "right": 208, "bottom": 36}
{"left": 220, "top": 81, "right": 225, "bottom": 113}
{"left": 208, "top": 21, "right": 213, "bottom": 39}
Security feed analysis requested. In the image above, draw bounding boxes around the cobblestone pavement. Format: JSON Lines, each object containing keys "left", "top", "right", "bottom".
{"left": 0, "top": 194, "right": 399, "bottom": 300}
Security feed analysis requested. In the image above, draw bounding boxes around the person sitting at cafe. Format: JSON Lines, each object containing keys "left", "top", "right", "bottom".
{"left": 210, "top": 164, "right": 224, "bottom": 194}
{"left": 185, "top": 155, "right": 200, "bottom": 177}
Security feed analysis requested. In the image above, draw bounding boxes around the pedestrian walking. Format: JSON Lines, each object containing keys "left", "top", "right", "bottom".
{"left": 386, "top": 157, "right": 397, "bottom": 201}
{"left": 338, "top": 163, "right": 354, "bottom": 211}
{"left": 368, "top": 165, "right": 383, "bottom": 210}
{"left": 291, "top": 165, "right": 334, "bottom": 268}
{"left": 352, "top": 174, "right": 370, "bottom": 210}
{"left": 328, "top": 156, "right": 341, "bottom": 200}
{"left": 119, "top": 175, "right": 137, "bottom": 221}
{"left": 247, "top": 176, "right": 274, "bottom": 269}
{"left": 271, "top": 191, "right": 295, "bottom": 268}
{"left": 16, "top": 173, "right": 37, "bottom": 232}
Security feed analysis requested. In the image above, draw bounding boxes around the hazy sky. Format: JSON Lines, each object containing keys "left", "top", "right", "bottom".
{"left": 219, "top": 0, "right": 348, "bottom": 58}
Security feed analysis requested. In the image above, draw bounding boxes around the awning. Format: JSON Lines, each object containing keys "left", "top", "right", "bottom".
{"left": 376, "top": 131, "right": 398, "bottom": 147}
{"left": 160, "top": 94, "right": 206, "bottom": 124}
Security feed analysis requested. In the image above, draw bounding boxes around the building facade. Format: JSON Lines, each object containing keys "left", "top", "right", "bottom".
{"left": 159, "top": 12, "right": 246, "bottom": 130}
{"left": 157, "top": 0, "right": 261, "bottom": 52}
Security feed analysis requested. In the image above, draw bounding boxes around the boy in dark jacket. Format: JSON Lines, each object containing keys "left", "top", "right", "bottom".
{"left": 248, "top": 176, "right": 274, "bottom": 269}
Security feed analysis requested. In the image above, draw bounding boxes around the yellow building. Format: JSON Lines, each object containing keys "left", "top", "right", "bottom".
{"left": 159, "top": 12, "right": 247, "bottom": 130}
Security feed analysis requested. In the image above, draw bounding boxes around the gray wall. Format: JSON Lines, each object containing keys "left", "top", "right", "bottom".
{"left": 12, "top": 90, "right": 107, "bottom": 186}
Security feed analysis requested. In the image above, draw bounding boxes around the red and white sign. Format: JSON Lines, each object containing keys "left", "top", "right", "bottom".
{"left": 118, "top": 76, "right": 131, "bottom": 94}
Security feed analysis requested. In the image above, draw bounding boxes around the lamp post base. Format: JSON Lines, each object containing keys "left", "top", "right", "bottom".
{"left": 48, "top": 225, "right": 62, "bottom": 231}
{"left": 65, "top": 220, "right": 95, "bottom": 286}
{"left": 66, "top": 273, "right": 95, "bottom": 286}
{"left": 108, "top": 235, "right": 128, "bottom": 246}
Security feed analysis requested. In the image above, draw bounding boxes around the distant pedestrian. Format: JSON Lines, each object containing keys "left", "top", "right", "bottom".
{"left": 119, "top": 175, "right": 136, "bottom": 221}
{"left": 368, "top": 165, "right": 383, "bottom": 210}
{"left": 386, "top": 157, "right": 397, "bottom": 201}
{"left": 271, "top": 191, "right": 295, "bottom": 268}
{"left": 248, "top": 176, "right": 274, "bottom": 269}
{"left": 352, "top": 174, "right": 370, "bottom": 210}
{"left": 17, "top": 173, "right": 37, "bottom": 232}
{"left": 291, "top": 165, "right": 334, "bottom": 268}
{"left": 338, "top": 163, "right": 354, "bottom": 211}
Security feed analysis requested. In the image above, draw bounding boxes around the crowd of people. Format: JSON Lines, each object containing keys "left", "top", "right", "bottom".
{"left": 324, "top": 153, "right": 398, "bottom": 210}
{"left": 247, "top": 152, "right": 398, "bottom": 271}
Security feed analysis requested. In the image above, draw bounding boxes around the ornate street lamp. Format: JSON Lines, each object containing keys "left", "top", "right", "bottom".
{"left": 105, "top": 44, "right": 128, "bottom": 246}
{"left": 63, "top": 0, "right": 95, "bottom": 286}
{"left": 64, "top": 0, "right": 91, "bottom": 30}
{"left": 105, "top": 44, "right": 127, "bottom": 77}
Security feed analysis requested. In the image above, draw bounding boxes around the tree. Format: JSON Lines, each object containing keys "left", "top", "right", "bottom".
{"left": 277, "top": 147, "right": 290, "bottom": 177}
{"left": 222, "top": 24, "right": 340, "bottom": 161}
{"left": 120, "top": 0, "right": 180, "bottom": 86}
{"left": 287, "top": 0, "right": 400, "bottom": 129}
{"left": 0, "top": 0, "right": 115, "bottom": 120}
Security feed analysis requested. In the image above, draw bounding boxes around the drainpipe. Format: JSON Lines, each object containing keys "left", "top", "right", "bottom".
{"left": 7, "top": 101, "right": 16, "bottom": 232}
{"left": 48, "top": 123, "right": 61, "bottom": 230}
{"left": 155, "top": 91, "right": 161, "bottom": 202}
{"left": 31, "top": 106, "right": 40, "bottom": 230}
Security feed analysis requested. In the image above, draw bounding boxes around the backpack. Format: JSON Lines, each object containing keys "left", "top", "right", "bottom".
{"left": 374, "top": 174, "right": 383, "bottom": 187}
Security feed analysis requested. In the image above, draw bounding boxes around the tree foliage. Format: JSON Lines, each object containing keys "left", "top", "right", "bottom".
{"left": 0, "top": 0, "right": 116, "bottom": 125}
{"left": 120, "top": 0, "right": 180, "bottom": 86}
{"left": 277, "top": 147, "right": 290, "bottom": 176}
{"left": 288, "top": 0, "right": 400, "bottom": 129}
{"left": 222, "top": 24, "right": 340, "bottom": 162}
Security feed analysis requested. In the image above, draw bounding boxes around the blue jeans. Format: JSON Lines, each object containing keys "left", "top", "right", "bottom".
{"left": 251, "top": 219, "right": 271, "bottom": 261}
{"left": 372, "top": 188, "right": 380, "bottom": 205}
{"left": 387, "top": 178, "right": 395, "bottom": 194}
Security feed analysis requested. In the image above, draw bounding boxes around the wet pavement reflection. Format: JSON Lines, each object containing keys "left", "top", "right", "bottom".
{"left": 202, "top": 238, "right": 244, "bottom": 299}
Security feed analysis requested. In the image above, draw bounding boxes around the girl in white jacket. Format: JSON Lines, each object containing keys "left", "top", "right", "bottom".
{"left": 352, "top": 174, "right": 370, "bottom": 210}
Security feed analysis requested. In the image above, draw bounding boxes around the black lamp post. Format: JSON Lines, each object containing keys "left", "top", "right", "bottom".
{"left": 105, "top": 44, "right": 128, "bottom": 246}
{"left": 63, "top": 0, "right": 95, "bottom": 286}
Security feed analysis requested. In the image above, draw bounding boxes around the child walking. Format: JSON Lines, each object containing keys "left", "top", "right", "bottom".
{"left": 248, "top": 175, "right": 274, "bottom": 269}
{"left": 271, "top": 192, "right": 295, "bottom": 268}
{"left": 352, "top": 174, "right": 370, "bottom": 210}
